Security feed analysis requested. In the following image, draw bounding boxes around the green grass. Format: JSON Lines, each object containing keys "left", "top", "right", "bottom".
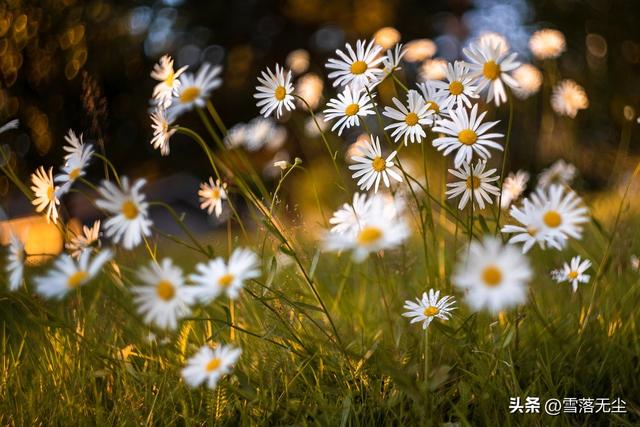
{"left": 1, "top": 201, "right": 639, "bottom": 426}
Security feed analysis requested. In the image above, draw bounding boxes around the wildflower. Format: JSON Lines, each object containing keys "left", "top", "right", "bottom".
{"left": 31, "top": 166, "right": 60, "bottom": 224}
{"left": 182, "top": 344, "right": 241, "bottom": 389}
{"left": 551, "top": 80, "right": 588, "bottom": 118}
{"left": 453, "top": 236, "right": 531, "bottom": 313}
{"left": 254, "top": 64, "right": 296, "bottom": 118}
{"left": 198, "top": 177, "right": 227, "bottom": 218}
{"left": 512, "top": 64, "right": 543, "bottom": 99}
{"left": 325, "top": 39, "right": 384, "bottom": 90}
{"left": 552, "top": 256, "right": 591, "bottom": 292}
{"left": 383, "top": 89, "right": 434, "bottom": 145}
{"left": 151, "top": 54, "right": 188, "bottom": 108}
{"left": 66, "top": 220, "right": 101, "bottom": 258}
{"left": 463, "top": 38, "right": 521, "bottom": 106}
{"left": 34, "top": 249, "right": 112, "bottom": 300}
{"left": 329, "top": 192, "right": 374, "bottom": 234}
{"left": 432, "top": 104, "right": 503, "bottom": 168}
{"left": 380, "top": 43, "right": 406, "bottom": 76}
{"left": 446, "top": 160, "right": 500, "bottom": 210}
{"left": 5, "top": 234, "right": 25, "bottom": 291}
{"left": 500, "top": 170, "right": 530, "bottom": 209}
{"left": 529, "top": 29, "right": 566, "bottom": 60}
{"left": 431, "top": 61, "right": 479, "bottom": 110}
{"left": 131, "top": 258, "right": 193, "bottom": 330}
{"left": 150, "top": 108, "right": 176, "bottom": 156}
{"left": 323, "top": 86, "right": 375, "bottom": 136}
{"left": 348, "top": 135, "right": 403, "bottom": 192}
{"left": 95, "top": 177, "right": 152, "bottom": 250}
{"left": 416, "top": 80, "right": 449, "bottom": 125}
{"left": 402, "top": 289, "right": 456, "bottom": 329}
{"left": 55, "top": 130, "right": 94, "bottom": 195}
{"left": 537, "top": 159, "right": 577, "bottom": 188}
{"left": 190, "top": 248, "right": 260, "bottom": 302}
{"left": 501, "top": 198, "right": 551, "bottom": 253}
{"left": 169, "top": 63, "right": 222, "bottom": 118}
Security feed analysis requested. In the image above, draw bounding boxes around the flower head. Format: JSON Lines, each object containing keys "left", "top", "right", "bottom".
{"left": 537, "top": 159, "right": 577, "bottom": 188}
{"left": 169, "top": 63, "right": 222, "bottom": 118}
{"left": 150, "top": 108, "right": 176, "bottom": 156}
{"left": 430, "top": 61, "right": 479, "bottom": 111}
{"left": 551, "top": 80, "right": 588, "bottom": 118}
{"left": 182, "top": 344, "right": 241, "bottom": 389}
{"left": 512, "top": 64, "right": 543, "bottom": 99}
{"left": 500, "top": 170, "right": 530, "bottom": 209}
{"left": 198, "top": 177, "right": 228, "bottom": 218}
{"left": 151, "top": 55, "right": 188, "bottom": 108}
{"left": 402, "top": 289, "right": 456, "bottom": 329}
{"left": 325, "top": 39, "right": 385, "bottom": 90}
{"left": 383, "top": 89, "right": 434, "bottom": 145}
{"left": 446, "top": 160, "right": 500, "bottom": 210}
{"left": 348, "top": 135, "right": 403, "bottom": 192}
{"left": 31, "top": 166, "right": 60, "bottom": 224}
{"left": 5, "top": 234, "right": 25, "bottom": 291}
{"left": 66, "top": 220, "right": 101, "bottom": 259}
{"left": 323, "top": 86, "right": 375, "bottom": 136}
{"left": 55, "top": 129, "right": 94, "bottom": 195}
{"left": 552, "top": 255, "right": 591, "bottom": 292}
{"left": 254, "top": 64, "right": 295, "bottom": 118}
{"left": 529, "top": 29, "right": 566, "bottom": 60}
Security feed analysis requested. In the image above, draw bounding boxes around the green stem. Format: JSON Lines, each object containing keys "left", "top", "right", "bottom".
{"left": 495, "top": 97, "right": 514, "bottom": 234}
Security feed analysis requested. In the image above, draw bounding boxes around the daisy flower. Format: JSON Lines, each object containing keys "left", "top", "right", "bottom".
{"left": 446, "top": 160, "right": 500, "bottom": 210}
{"left": 348, "top": 135, "right": 403, "bottom": 192}
{"left": 381, "top": 43, "right": 406, "bottom": 76}
{"left": 537, "top": 159, "right": 577, "bottom": 188}
{"left": 453, "top": 236, "right": 531, "bottom": 313}
{"left": 182, "top": 344, "right": 242, "bottom": 390}
{"left": 66, "top": 220, "right": 101, "bottom": 259}
{"left": 131, "top": 258, "right": 194, "bottom": 330}
{"left": 500, "top": 170, "right": 530, "bottom": 209}
{"left": 463, "top": 38, "right": 520, "bottom": 107}
{"left": 501, "top": 198, "right": 551, "bottom": 253}
{"left": 432, "top": 104, "right": 503, "bottom": 168}
{"left": 169, "top": 63, "right": 222, "bottom": 118}
{"left": 190, "top": 248, "right": 261, "bottom": 302}
{"left": 324, "top": 196, "right": 409, "bottom": 262}
{"left": 198, "top": 177, "right": 228, "bottom": 218}
{"left": 95, "top": 177, "right": 153, "bottom": 250}
{"left": 416, "top": 80, "right": 449, "bottom": 125}
{"left": 34, "top": 249, "right": 112, "bottom": 300}
{"left": 512, "top": 64, "right": 543, "bottom": 100}
{"left": 329, "top": 192, "right": 373, "bottom": 234}
{"left": 5, "top": 234, "right": 25, "bottom": 291}
{"left": 323, "top": 86, "right": 375, "bottom": 136}
{"left": 150, "top": 108, "right": 176, "bottom": 156}
{"left": 529, "top": 29, "right": 566, "bottom": 60}
{"left": 430, "top": 61, "right": 479, "bottom": 110}
{"left": 30, "top": 166, "right": 60, "bottom": 224}
{"left": 382, "top": 89, "right": 434, "bottom": 145}
{"left": 0, "top": 118, "right": 19, "bottom": 134}
{"left": 551, "top": 80, "right": 589, "bottom": 118}
{"left": 553, "top": 256, "right": 591, "bottom": 292}
{"left": 151, "top": 54, "right": 188, "bottom": 108}
{"left": 254, "top": 64, "right": 295, "bottom": 118}
{"left": 325, "top": 39, "right": 384, "bottom": 90}
{"left": 402, "top": 289, "right": 456, "bottom": 329}
{"left": 55, "top": 131, "right": 94, "bottom": 195}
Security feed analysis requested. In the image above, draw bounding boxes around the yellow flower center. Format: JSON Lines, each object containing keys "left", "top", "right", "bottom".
{"left": 449, "top": 80, "right": 464, "bottom": 95}
{"left": 427, "top": 101, "right": 440, "bottom": 114}
{"left": 156, "top": 280, "right": 175, "bottom": 301}
{"left": 482, "top": 61, "right": 501, "bottom": 80}
{"left": 458, "top": 129, "right": 478, "bottom": 145}
{"left": 465, "top": 176, "right": 481, "bottom": 189}
{"left": 69, "top": 168, "right": 81, "bottom": 180}
{"left": 568, "top": 271, "right": 578, "bottom": 280}
{"left": 218, "top": 273, "right": 234, "bottom": 288}
{"left": 481, "top": 265, "right": 502, "bottom": 287}
{"left": 274, "top": 85, "right": 287, "bottom": 101}
{"left": 423, "top": 306, "right": 440, "bottom": 317}
{"left": 121, "top": 200, "right": 139, "bottom": 220}
{"left": 404, "top": 112, "right": 419, "bottom": 126}
{"left": 543, "top": 210, "right": 562, "bottom": 228}
{"left": 350, "top": 60, "right": 368, "bottom": 75}
{"left": 206, "top": 357, "right": 221, "bottom": 372}
{"left": 357, "top": 226, "right": 383, "bottom": 245}
{"left": 179, "top": 86, "right": 200, "bottom": 103}
{"left": 165, "top": 70, "right": 175, "bottom": 86}
{"left": 67, "top": 271, "right": 88, "bottom": 288}
{"left": 210, "top": 188, "right": 221, "bottom": 200}
{"left": 371, "top": 156, "right": 386, "bottom": 172}
{"left": 47, "top": 186, "right": 55, "bottom": 201}
{"left": 345, "top": 103, "right": 360, "bottom": 116}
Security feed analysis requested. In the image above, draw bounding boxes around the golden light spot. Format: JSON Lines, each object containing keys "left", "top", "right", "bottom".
{"left": 121, "top": 201, "right": 138, "bottom": 220}
{"left": 482, "top": 61, "right": 501, "bottom": 80}
{"left": 423, "top": 306, "right": 439, "bottom": 316}
{"left": 543, "top": 210, "right": 562, "bottom": 228}
{"left": 69, "top": 168, "right": 81, "bottom": 180}
{"left": 449, "top": 81, "right": 464, "bottom": 95}
{"left": 465, "top": 176, "right": 481, "bottom": 189}
{"left": 179, "top": 86, "right": 200, "bottom": 103}
{"left": 427, "top": 101, "right": 440, "bottom": 114}
{"left": 357, "top": 226, "right": 383, "bottom": 245}
{"left": 344, "top": 103, "right": 360, "bottom": 116}
{"left": 371, "top": 156, "right": 386, "bottom": 172}
{"left": 350, "top": 60, "right": 368, "bottom": 75}
{"left": 404, "top": 112, "right": 419, "bottom": 126}
{"left": 274, "top": 86, "right": 286, "bottom": 101}
{"left": 156, "top": 280, "right": 175, "bottom": 301}
{"left": 481, "top": 265, "right": 502, "bottom": 287}
{"left": 458, "top": 129, "right": 478, "bottom": 145}
{"left": 218, "top": 273, "right": 234, "bottom": 288}
{"left": 67, "top": 270, "right": 88, "bottom": 288}
{"left": 206, "top": 357, "right": 221, "bottom": 372}
{"left": 568, "top": 271, "right": 578, "bottom": 280}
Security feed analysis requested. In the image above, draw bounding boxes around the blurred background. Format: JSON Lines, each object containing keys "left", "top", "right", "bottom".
{"left": 1, "top": 0, "right": 640, "bottom": 252}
